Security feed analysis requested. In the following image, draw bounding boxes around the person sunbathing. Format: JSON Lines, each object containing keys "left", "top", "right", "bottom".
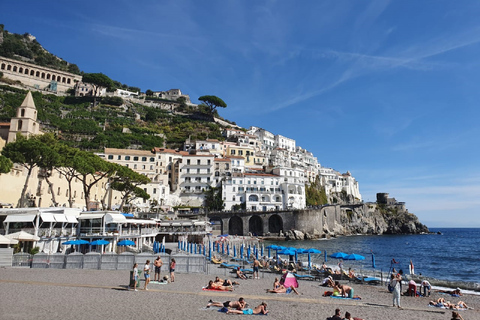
{"left": 206, "top": 280, "right": 233, "bottom": 291}
{"left": 451, "top": 311, "right": 464, "bottom": 320}
{"left": 266, "top": 284, "right": 299, "bottom": 295}
{"left": 214, "top": 276, "right": 238, "bottom": 286}
{"left": 207, "top": 297, "right": 246, "bottom": 309}
{"left": 320, "top": 276, "right": 334, "bottom": 287}
{"left": 272, "top": 277, "right": 281, "bottom": 290}
{"left": 437, "top": 288, "right": 462, "bottom": 296}
{"left": 236, "top": 267, "right": 248, "bottom": 280}
{"left": 226, "top": 302, "right": 269, "bottom": 315}
{"left": 343, "top": 311, "right": 364, "bottom": 320}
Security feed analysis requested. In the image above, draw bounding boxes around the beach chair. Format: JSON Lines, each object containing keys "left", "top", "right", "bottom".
{"left": 293, "top": 273, "right": 316, "bottom": 281}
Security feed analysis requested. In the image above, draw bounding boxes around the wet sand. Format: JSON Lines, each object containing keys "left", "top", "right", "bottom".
{"left": 0, "top": 266, "right": 478, "bottom": 320}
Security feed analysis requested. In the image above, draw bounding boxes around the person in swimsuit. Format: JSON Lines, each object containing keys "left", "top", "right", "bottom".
{"left": 266, "top": 284, "right": 299, "bottom": 295}
{"left": 236, "top": 267, "right": 247, "bottom": 280}
{"left": 339, "top": 284, "right": 354, "bottom": 298}
{"left": 272, "top": 277, "right": 281, "bottom": 290}
{"left": 253, "top": 258, "right": 260, "bottom": 279}
{"left": 206, "top": 280, "right": 233, "bottom": 291}
{"left": 226, "top": 302, "right": 268, "bottom": 315}
{"left": 207, "top": 297, "right": 245, "bottom": 309}
{"left": 169, "top": 258, "right": 176, "bottom": 282}
{"left": 154, "top": 256, "right": 163, "bottom": 281}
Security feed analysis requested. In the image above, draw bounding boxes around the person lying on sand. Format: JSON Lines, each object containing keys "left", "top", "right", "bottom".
{"left": 226, "top": 302, "right": 268, "bottom": 315}
{"left": 437, "top": 288, "right": 462, "bottom": 296}
{"left": 207, "top": 297, "right": 246, "bottom": 309}
{"left": 214, "top": 276, "right": 239, "bottom": 286}
{"left": 343, "top": 311, "right": 364, "bottom": 320}
{"left": 206, "top": 280, "right": 233, "bottom": 291}
{"left": 266, "top": 284, "right": 299, "bottom": 295}
{"left": 451, "top": 311, "right": 464, "bottom": 320}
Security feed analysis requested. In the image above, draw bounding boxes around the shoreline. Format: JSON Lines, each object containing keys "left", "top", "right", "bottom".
{"left": 0, "top": 265, "right": 479, "bottom": 320}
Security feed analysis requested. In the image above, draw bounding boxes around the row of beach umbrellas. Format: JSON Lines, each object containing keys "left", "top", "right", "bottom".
{"left": 62, "top": 239, "right": 135, "bottom": 246}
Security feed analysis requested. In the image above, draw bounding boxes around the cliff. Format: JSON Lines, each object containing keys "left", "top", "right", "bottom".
{"left": 285, "top": 202, "right": 429, "bottom": 240}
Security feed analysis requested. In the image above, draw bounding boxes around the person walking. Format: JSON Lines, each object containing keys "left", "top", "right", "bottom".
{"left": 132, "top": 263, "right": 139, "bottom": 291}
{"left": 390, "top": 273, "right": 402, "bottom": 308}
{"left": 143, "top": 260, "right": 151, "bottom": 290}
{"left": 170, "top": 258, "right": 176, "bottom": 282}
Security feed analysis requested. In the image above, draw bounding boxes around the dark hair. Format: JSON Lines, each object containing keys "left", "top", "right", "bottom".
{"left": 345, "top": 312, "right": 351, "bottom": 318}
{"left": 335, "top": 308, "right": 340, "bottom": 315}
{"left": 239, "top": 297, "right": 244, "bottom": 301}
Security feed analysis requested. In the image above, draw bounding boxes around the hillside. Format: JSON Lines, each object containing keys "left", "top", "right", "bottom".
{"left": 0, "top": 85, "right": 231, "bottom": 151}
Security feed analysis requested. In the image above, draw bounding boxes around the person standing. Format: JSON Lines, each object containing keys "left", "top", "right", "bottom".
{"left": 170, "top": 258, "right": 176, "bottom": 282}
{"left": 390, "top": 273, "right": 402, "bottom": 308}
{"left": 132, "top": 263, "right": 139, "bottom": 291}
{"left": 154, "top": 256, "right": 163, "bottom": 282}
{"left": 143, "top": 260, "right": 151, "bottom": 290}
{"left": 253, "top": 258, "right": 260, "bottom": 279}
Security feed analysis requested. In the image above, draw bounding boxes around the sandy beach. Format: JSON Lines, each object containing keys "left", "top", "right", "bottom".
{"left": 0, "top": 266, "right": 478, "bottom": 320}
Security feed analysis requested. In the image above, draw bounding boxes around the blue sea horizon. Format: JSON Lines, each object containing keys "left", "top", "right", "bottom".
{"left": 264, "top": 227, "right": 480, "bottom": 291}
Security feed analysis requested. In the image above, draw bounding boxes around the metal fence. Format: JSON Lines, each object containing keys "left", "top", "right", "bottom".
{"left": 12, "top": 252, "right": 207, "bottom": 273}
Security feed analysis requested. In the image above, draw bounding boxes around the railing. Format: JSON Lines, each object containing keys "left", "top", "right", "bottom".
{"left": 13, "top": 252, "right": 206, "bottom": 273}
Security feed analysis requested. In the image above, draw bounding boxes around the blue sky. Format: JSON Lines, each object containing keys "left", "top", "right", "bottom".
{"left": 2, "top": 1, "right": 480, "bottom": 227}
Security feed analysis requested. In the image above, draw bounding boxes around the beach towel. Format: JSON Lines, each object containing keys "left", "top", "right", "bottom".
{"left": 217, "top": 307, "right": 268, "bottom": 315}
{"left": 202, "top": 287, "right": 231, "bottom": 291}
{"left": 329, "top": 296, "right": 361, "bottom": 300}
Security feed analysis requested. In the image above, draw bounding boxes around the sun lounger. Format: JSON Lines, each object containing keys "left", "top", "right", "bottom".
{"left": 293, "top": 273, "right": 316, "bottom": 280}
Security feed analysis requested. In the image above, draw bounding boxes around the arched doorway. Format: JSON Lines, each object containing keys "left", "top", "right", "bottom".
{"left": 268, "top": 215, "right": 283, "bottom": 234}
{"left": 248, "top": 215, "right": 263, "bottom": 236}
{"left": 228, "top": 216, "right": 243, "bottom": 236}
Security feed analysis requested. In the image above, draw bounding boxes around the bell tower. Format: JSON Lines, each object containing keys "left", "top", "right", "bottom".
{"left": 8, "top": 91, "right": 40, "bottom": 142}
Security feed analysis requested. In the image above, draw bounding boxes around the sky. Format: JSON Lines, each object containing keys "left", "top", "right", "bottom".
{"left": 2, "top": 1, "right": 480, "bottom": 228}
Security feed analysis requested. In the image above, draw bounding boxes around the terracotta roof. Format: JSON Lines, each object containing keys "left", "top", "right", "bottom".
{"left": 0, "top": 122, "right": 10, "bottom": 126}
{"left": 104, "top": 148, "right": 153, "bottom": 156}
{"left": 153, "top": 147, "right": 189, "bottom": 156}
{"left": 214, "top": 158, "right": 230, "bottom": 162}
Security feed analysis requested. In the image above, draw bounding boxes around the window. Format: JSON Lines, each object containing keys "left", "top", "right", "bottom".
{"left": 117, "top": 155, "right": 121, "bottom": 160}
{"left": 231, "top": 150, "right": 236, "bottom": 155}
{"left": 133, "top": 156, "right": 139, "bottom": 161}
{"left": 125, "top": 156, "right": 131, "bottom": 160}
{"left": 197, "top": 159, "right": 201, "bottom": 165}
{"left": 239, "top": 150, "right": 243, "bottom": 156}
{"left": 150, "top": 157, "right": 155, "bottom": 162}
{"left": 187, "top": 159, "right": 190, "bottom": 165}
{"left": 233, "top": 187, "right": 236, "bottom": 192}
{"left": 207, "top": 160, "right": 211, "bottom": 165}
{"left": 197, "top": 169, "right": 200, "bottom": 173}
{"left": 142, "top": 157, "right": 147, "bottom": 161}
{"left": 134, "top": 164, "right": 137, "bottom": 169}
{"left": 108, "top": 155, "right": 113, "bottom": 160}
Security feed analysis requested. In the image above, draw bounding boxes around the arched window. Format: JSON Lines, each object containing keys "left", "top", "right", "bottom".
{"left": 62, "top": 77, "right": 66, "bottom": 83}
{"left": 19, "top": 67, "right": 23, "bottom": 73}
{"left": 0, "top": 63, "right": 5, "bottom": 70}
{"left": 7, "top": 65, "right": 12, "bottom": 71}
{"left": 41, "top": 72, "right": 45, "bottom": 79}
{"left": 35, "top": 71, "right": 40, "bottom": 77}
{"left": 24, "top": 68, "right": 28, "bottom": 74}
{"left": 20, "top": 109, "right": 25, "bottom": 117}
{"left": 13, "top": 66, "right": 17, "bottom": 72}
{"left": 46, "top": 74, "right": 51, "bottom": 80}
{"left": 51, "top": 75, "right": 56, "bottom": 81}
{"left": 30, "top": 70, "right": 34, "bottom": 76}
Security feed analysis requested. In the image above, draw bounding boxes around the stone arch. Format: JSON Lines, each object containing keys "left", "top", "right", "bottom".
{"left": 7, "top": 65, "right": 12, "bottom": 71}
{"left": 24, "top": 68, "right": 28, "bottom": 74}
{"left": 268, "top": 214, "right": 283, "bottom": 234}
{"left": 51, "top": 75, "right": 56, "bottom": 81}
{"left": 13, "top": 66, "right": 17, "bottom": 72}
{"left": 1, "top": 63, "right": 5, "bottom": 70}
{"left": 19, "top": 67, "right": 23, "bottom": 73}
{"left": 30, "top": 70, "right": 35, "bottom": 76}
{"left": 35, "top": 71, "right": 40, "bottom": 77}
{"left": 67, "top": 78, "right": 71, "bottom": 84}
{"left": 275, "top": 195, "right": 282, "bottom": 202}
{"left": 248, "top": 194, "right": 258, "bottom": 201}
{"left": 41, "top": 72, "right": 45, "bottom": 79}
{"left": 46, "top": 73, "right": 51, "bottom": 80}
{"left": 248, "top": 215, "right": 263, "bottom": 236}
{"left": 62, "top": 77, "right": 66, "bottom": 83}
{"left": 228, "top": 216, "right": 243, "bottom": 236}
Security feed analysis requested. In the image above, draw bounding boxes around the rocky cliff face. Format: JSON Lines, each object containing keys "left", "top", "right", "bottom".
{"left": 284, "top": 203, "right": 429, "bottom": 241}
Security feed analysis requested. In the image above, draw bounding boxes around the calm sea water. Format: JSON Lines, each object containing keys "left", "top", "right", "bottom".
{"left": 265, "top": 228, "right": 480, "bottom": 290}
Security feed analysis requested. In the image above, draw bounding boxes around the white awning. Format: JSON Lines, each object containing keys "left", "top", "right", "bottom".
{"left": 40, "top": 213, "right": 56, "bottom": 223}
{"left": 105, "top": 213, "right": 127, "bottom": 224}
{"left": 171, "top": 222, "right": 181, "bottom": 227}
{"left": 194, "top": 221, "right": 207, "bottom": 226}
{"left": 77, "top": 214, "right": 105, "bottom": 220}
{"left": 126, "top": 219, "right": 156, "bottom": 225}
{"left": 4, "top": 214, "right": 36, "bottom": 223}
{"left": 159, "top": 222, "right": 171, "bottom": 227}
{"left": 65, "top": 215, "right": 78, "bottom": 223}
{"left": 53, "top": 214, "right": 68, "bottom": 223}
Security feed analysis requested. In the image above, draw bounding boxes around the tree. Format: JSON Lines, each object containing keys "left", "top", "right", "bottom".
{"left": 110, "top": 166, "right": 151, "bottom": 212}
{"left": 54, "top": 144, "right": 81, "bottom": 208}
{"left": 145, "top": 89, "right": 153, "bottom": 96}
{"left": 72, "top": 151, "right": 119, "bottom": 210}
{"left": 204, "top": 186, "right": 224, "bottom": 212}
{"left": 35, "top": 133, "right": 61, "bottom": 207}
{"left": 0, "top": 155, "right": 13, "bottom": 173}
{"left": 82, "top": 73, "right": 114, "bottom": 107}
{"left": 1, "top": 134, "right": 50, "bottom": 207}
{"left": 198, "top": 95, "right": 227, "bottom": 115}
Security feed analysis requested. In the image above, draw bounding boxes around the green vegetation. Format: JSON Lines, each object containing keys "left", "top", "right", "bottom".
{"left": 305, "top": 176, "right": 328, "bottom": 206}
{"left": 0, "top": 25, "right": 81, "bottom": 74}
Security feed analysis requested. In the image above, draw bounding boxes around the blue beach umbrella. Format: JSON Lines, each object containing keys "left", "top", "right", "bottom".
{"left": 90, "top": 240, "right": 109, "bottom": 246}
{"left": 330, "top": 252, "right": 348, "bottom": 259}
{"left": 344, "top": 253, "right": 365, "bottom": 261}
{"left": 278, "top": 248, "right": 297, "bottom": 256}
{"left": 62, "top": 240, "right": 75, "bottom": 245}
{"left": 117, "top": 239, "right": 135, "bottom": 246}
{"left": 305, "top": 248, "right": 321, "bottom": 269}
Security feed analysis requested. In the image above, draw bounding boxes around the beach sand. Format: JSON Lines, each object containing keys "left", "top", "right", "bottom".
{"left": 0, "top": 266, "right": 478, "bottom": 320}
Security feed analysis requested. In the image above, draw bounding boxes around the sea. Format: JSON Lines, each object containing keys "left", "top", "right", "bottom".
{"left": 264, "top": 228, "right": 480, "bottom": 292}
